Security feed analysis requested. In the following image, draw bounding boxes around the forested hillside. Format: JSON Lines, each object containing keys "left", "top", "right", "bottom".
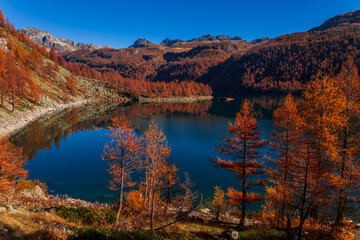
{"left": 57, "top": 10, "right": 360, "bottom": 93}
{"left": 0, "top": 10, "right": 122, "bottom": 120}
{"left": 202, "top": 18, "right": 360, "bottom": 92}
{"left": 62, "top": 40, "right": 250, "bottom": 85}
{"left": 0, "top": 9, "right": 212, "bottom": 123}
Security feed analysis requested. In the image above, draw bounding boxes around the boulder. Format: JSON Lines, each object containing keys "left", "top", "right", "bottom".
{"left": 221, "top": 229, "right": 239, "bottom": 240}
{"left": 20, "top": 185, "right": 47, "bottom": 199}
{"left": 12, "top": 205, "right": 23, "bottom": 210}
{"left": 5, "top": 205, "right": 14, "bottom": 212}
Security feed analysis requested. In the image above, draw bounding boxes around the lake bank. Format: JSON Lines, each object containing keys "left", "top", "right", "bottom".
{"left": 0, "top": 99, "right": 100, "bottom": 138}
{"left": 139, "top": 95, "right": 213, "bottom": 103}
{"left": 0, "top": 95, "right": 213, "bottom": 138}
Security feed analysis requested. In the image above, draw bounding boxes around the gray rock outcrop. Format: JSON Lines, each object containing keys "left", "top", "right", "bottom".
{"left": 17, "top": 27, "right": 103, "bottom": 52}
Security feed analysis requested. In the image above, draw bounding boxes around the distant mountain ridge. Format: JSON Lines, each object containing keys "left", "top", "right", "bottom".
{"left": 160, "top": 38, "right": 184, "bottom": 46}
{"left": 130, "top": 38, "right": 154, "bottom": 48}
{"left": 200, "top": 9, "right": 360, "bottom": 93}
{"left": 29, "top": 9, "right": 360, "bottom": 94}
{"left": 63, "top": 9, "right": 360, "bottom": 94}
{"left": 189, "top": 34, "right": 243, "bottom": 43}
{"left": 17, "top": 27, "right": 104, "bottom": 52}
{"left": 309, "top": 10, "right": 360, "bottom": 31}
{"left": 20, "top": 27, "right": 268, "bottom": 50}
{"left": 134, "top": 34, "right": 249, "bottom": 48}
{"left": 250, "top": 37, "right": 270, "bottom": 44}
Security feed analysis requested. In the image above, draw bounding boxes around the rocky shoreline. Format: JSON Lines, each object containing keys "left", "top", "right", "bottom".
{"left": 138, "top": 95, "right": 213, "bottom": 103}
{"left": 0, "top": 95, "right": 213, "bottom": 138}
{"left": 0, "top": 99, "right": 99, "bottom": 138}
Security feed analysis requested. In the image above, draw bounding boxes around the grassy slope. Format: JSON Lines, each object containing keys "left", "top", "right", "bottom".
{"left": 0, "top": 27, "right": 126, "bottom": 131}
{"left": 0, "top": 210, "right": 225, "bottom": 240}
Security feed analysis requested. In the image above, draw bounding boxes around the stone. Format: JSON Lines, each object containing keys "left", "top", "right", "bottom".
{"left": 221, "top": 229, "right": 239, "bottom": 240}
{"left": 44, "top": 207, "right": 58, "bottom": 213}
{"left": 20, "top": 185, "right": 47, "bottom": 199}
{"left": 5, "top": 205, "right": 14, "bottom": 212}
{"left": 17, "top": 27, "right": 102, "bottom": 52}
{"left": 12, "top": 205, "right": 23, "bottom": 210}
{"left": 160, "top": 38, "right": 184, "bottom": 47}
{"left": 130, "top": 38, "right": 153, "bottom": 48}
{"left": 29, "top": 208, "right": 40, "bottom": 212}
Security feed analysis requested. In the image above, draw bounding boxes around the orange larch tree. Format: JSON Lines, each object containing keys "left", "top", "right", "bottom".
{"left": 102, "top": 116, "right": 142, "bottom": 227}
{"left": 0, "top": 48, "right": 5, "bottom": 106}
{"left": 49, "top": 46, "right": 58, "bottom": 64}
{"left": 5, "top": 51, "right": 23, "bottom": 112}
{"left": 40, "top": 46, "right": 47, "bottom": 57}
{"left": 66, "top": 76, "right": 77, "bottom": 97}
{"left": 211, "top": 100, "right": 268, "bottom": 227}
{"left": 267, "top": 93, "right": 303, "bottom": 233}
{"left": 331, "top": 57, "right": 360, "bottom": 231}
{"left": 212, "top": 186, "right": 226, "bottom": 221}
{"left": 295, "top": 68, "right": 346, "bottom": 240}
{"left": 143, "top": 120, "right": 177, "bottom": 231}
{"left": 31, "top": 49, "right": 41, "bottom": 68}
{"left": 0, "top": 138, "right": 27, "bottom": 192}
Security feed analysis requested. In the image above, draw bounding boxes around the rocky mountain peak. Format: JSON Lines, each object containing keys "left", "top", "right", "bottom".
{"left": 17, "top": 27, "right": 102, "bottom": 52}
{"left": 250, "top": 37, "right": 270, "bottom": 44}
{"left": 160, "top": 38, "right": 184, "bottom": 46}
{"left": 130, "top": 38, "right": 153, "bottom": 48}
{"left": 309, "top": 10, "right": 360, "bottom": 32}
{"left": 188, "top": 34, "right": 244, "bottom": 43}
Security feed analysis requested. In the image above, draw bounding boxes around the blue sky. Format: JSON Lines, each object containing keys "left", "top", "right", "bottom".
{"left": 1, "top": 0, "right": 360, "bottom": 48}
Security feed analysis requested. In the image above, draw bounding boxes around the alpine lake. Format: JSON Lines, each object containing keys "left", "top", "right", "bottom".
{"left": 10, "top": 94, "right": 287, "bottom": 210}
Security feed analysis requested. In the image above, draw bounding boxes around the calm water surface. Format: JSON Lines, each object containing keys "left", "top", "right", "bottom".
{"left": 11, "top": 95, "right": 286, "bottom": 204}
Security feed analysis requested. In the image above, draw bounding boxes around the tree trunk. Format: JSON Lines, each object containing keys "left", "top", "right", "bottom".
{"left": 115, "top": 153, "right": 125, "bottom": 227}
{"left": 286, "top": 214, "right": 292, "bottom": 240}
{"left": 164, "top": 179, "right": 171, "bottom": 217}
{"left": 151, "top": 189, "right": 155, "bottom": 231}
{"left": 280, "top": 129, "right": 290, "bottom": 228}
{"left": 115, "top": 178, "right": 124, "bottom": 227}
{"left": 11, "top": 93, "right": 14, "bottom": 112}
{"left": 240, "top": 138, "right": 247, "bottom": 228}
{"left": 298, "top": 142, "right": 310, "bottom": 240}
{"left": 333, "top": 123, "right": 348, "bottom": 231}
{"left": 143, "top": 168, "right": 149, "bottom": 208}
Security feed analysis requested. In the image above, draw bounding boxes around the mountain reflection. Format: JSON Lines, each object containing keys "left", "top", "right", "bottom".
{"left": 10, "top": 95, "right": 289, "bottom": 160}
{"left": 10, "top": 101, "right": 212, "bottom": 159}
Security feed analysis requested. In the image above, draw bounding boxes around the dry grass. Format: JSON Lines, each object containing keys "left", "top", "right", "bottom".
{"left": 165, "top": 47, "right": 192, "bottom": 53}
{"left": 165, "top": 222, "right": 223, "bottom": 239}
{"left": 0, "top": 211, "right": 77, "bottom": 240}
{"left": 0, "top": 209, "right": 224, "bottom": 240}
{"left": 0, "top": 193, "right": 100, "bottom": 209}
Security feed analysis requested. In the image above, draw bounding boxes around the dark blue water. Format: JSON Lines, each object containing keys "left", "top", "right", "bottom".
{"left": 13, "top": 95, "right": 284, "bottom": 203}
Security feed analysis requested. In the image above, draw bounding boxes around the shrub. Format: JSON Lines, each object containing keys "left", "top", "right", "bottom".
{"left": 68, "top": 227, "right": 165, "bottom": 240}
{"left": 238, "top": 229, "right": 286, "bottom": 240}
{"left": 56, "top": 206, "right": 116, "bottom": 225}
{"left": 16, "top": 179, "right": 48, "bottom": 195}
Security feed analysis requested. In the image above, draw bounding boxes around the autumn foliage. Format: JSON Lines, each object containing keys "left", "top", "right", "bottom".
{"left": 211, "top": 101, "right": 268, "bottom": 227}
{"left": 3, "top": 6, "right": 360, "bottom": 239}
{"left": 0, "top": 8, "right": 213, "bottom": 112}
{"left": 0, "top": 138, "right": 27, "bottom": 192}
{"left": 103, "top": 117, "right": 178, "bottom": 231}
{"left": 102, "top": 116, "right": 142, "bottom": 227}
{"left": 259, "top": 60, "right": 360, "bottom": 239}
{"left": 206, "top": 58, "right": 360, "bottom": 239}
